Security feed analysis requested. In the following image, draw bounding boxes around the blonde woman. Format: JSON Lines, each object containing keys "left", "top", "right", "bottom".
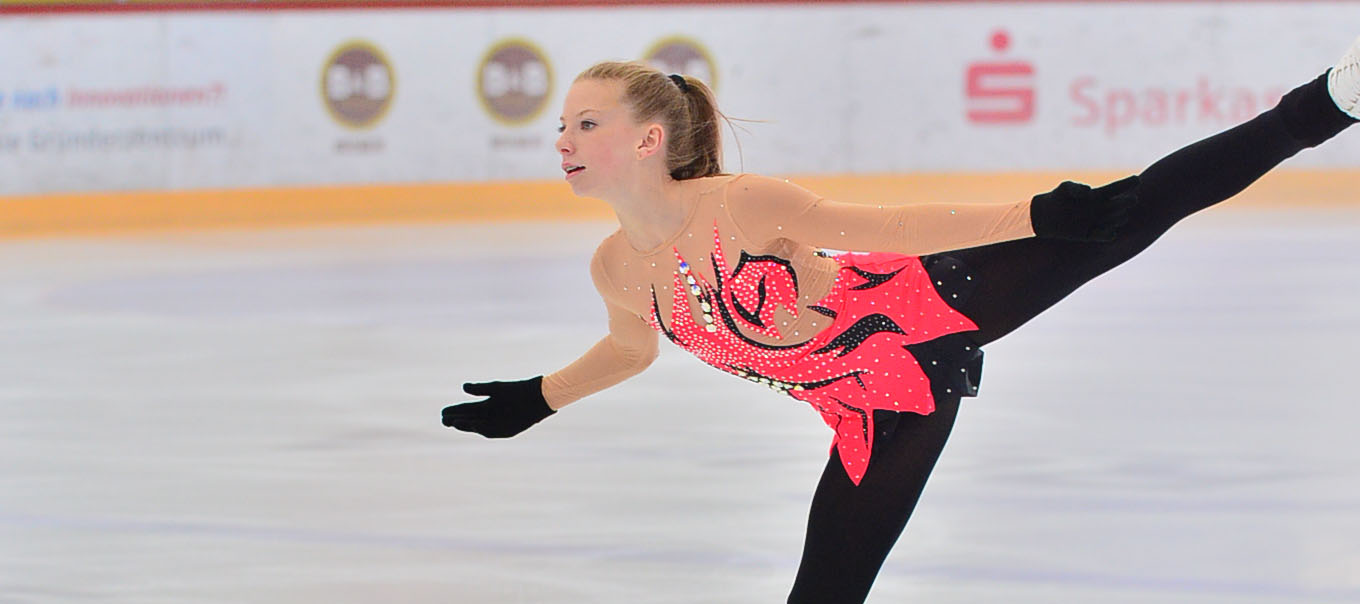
{"left": 444, "top": 39, "right": 1360, "bottom": 603}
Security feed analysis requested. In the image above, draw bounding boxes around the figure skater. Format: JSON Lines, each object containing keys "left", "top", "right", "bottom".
{"left": 443, "top": 37, "right": 1360, "bottom": 603}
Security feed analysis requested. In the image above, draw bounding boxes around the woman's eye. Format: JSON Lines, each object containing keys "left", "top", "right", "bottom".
{"left": 556, "top": 124, "right": 565, "bottom": 133}
{"left": 581, "top": 121, "right": 595, "bottom": 130}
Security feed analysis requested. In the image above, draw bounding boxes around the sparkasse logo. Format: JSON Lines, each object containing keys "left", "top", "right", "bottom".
{"left": 965, "top": 29, "right": 1034, "bottom": 125}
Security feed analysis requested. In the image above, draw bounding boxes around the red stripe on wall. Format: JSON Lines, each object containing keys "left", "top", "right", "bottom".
{"left": 4, "top": 0, "right": 897, "bottom": 15}
{"left": 3, "top": 0, "right": 1346, "bottom": 16}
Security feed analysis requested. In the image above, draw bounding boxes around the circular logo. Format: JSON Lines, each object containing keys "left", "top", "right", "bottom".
{"left": 477, "top": 38, "right": 554, "bottom": 126}
{"left": 644, "top": 36, "right": 717, "bottom": 91}
{"left": 321, "top": 40, "right": 396, "bottom": 130}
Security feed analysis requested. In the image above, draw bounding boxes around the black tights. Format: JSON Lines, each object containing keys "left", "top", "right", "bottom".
{"left": 786, "top": 73, "right": 1354, "bottom": 604}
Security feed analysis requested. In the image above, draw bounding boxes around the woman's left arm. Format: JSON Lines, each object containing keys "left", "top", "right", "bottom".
{"left": 725, "top": 174, "right": 1139, "bottom": 254}
{"left": 724, "top": 174, "right": 1033, "bottom": 255}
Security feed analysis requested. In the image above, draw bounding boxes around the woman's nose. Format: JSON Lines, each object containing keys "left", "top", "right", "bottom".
{"left": 556, "top": 133, "right": 571, "bottom": 155}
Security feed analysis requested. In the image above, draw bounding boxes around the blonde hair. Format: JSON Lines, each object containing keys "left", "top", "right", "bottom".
{"left": 576, "top": 61, "right": 724, "bottom": 180}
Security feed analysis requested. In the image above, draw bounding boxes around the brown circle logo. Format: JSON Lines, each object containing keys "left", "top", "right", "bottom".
{"left": 644, "top": 36, "right": 717, "bottom": 91}
{"left": 321, "top": 40, "right": 396, "bottom": 130}
{"left": 477, "top": 38, "right": 554, "bottom": 126}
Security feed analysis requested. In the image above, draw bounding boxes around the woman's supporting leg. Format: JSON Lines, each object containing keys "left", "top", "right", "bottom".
{"left": 952, "top": 72, "right": 1355, "bottom": 346}
{"left": 784, "top": 69, "right": 1355, "bottom": 604}
{"left": 786, "top": 396, "right": 962, "bottom": 604}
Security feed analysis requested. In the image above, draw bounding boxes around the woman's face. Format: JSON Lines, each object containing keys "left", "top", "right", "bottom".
{"left": 556, "top": 78, "right": 652, "bottom": 197}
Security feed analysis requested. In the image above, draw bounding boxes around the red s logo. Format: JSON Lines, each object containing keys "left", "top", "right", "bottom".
{"left": 966, "top": 30, "right": 1035, "bottom": 124}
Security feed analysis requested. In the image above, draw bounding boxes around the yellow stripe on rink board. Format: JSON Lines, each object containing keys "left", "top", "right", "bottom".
{"left": 797, "top": 170, "right": 1360, "bottom": 207}
{"left": 0, "top": 181, "right": 613, "bottom": 238}
{"left": 2, "top": 170, "right": 1359, "bottom": 238}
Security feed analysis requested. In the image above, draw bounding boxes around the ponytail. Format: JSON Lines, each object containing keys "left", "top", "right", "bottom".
{"left": 576, "top": 61, "right": 725, "bottom": 180}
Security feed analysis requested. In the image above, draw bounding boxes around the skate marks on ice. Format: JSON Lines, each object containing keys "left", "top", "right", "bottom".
{"left": 1, "top": 213, "right": 1359, "bottom": 603}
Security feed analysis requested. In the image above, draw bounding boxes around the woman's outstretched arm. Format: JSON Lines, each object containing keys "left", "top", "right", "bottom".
{"left": 443, "top": 247, "right": 658, "bottom": 436}
{"left": 724, "top": 173, "right": 1136, "bottom": 254}
{"left": 540, "top": 298, "right": 659, "bottom": 410}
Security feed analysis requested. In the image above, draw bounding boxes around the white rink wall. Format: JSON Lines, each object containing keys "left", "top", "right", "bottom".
{"left": 2, "top": 1, "right": 1360, "bottom": 195}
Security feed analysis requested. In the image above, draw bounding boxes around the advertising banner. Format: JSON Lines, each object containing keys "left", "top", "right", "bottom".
{"left": 1, "top": 2, "right": 1358, "bottom": 196}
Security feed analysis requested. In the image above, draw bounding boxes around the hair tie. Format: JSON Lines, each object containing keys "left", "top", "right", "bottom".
{"left": 668, "top": 73, "right": 690, "bottom": 93}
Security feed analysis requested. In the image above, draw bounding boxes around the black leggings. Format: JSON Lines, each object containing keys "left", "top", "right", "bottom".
{"left": 786, "top": 73, "right": 1354, "bottom": 604}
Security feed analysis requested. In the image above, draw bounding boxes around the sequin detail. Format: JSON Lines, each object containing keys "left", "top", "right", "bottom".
{"left": 647, "top": 221, "right": 980, "bottom": 485}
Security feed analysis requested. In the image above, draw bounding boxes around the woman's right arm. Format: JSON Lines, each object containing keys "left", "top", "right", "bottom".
{"left": 540, "top": 249, "right": 660, "bottom": 410}
{"left": 443, "top": 245, "right": 658, "bottom": 438}
{"left": 541, "top": 297, "right": 659, "bottom": 410}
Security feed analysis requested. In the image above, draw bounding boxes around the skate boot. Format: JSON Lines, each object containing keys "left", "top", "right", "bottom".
{"left": 1328, "top": 35, "right": 1360, "bottom": 120}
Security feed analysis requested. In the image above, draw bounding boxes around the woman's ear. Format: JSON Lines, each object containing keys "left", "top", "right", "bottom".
{"left": 637, "top": 123, "right": 665, "bottom": 159}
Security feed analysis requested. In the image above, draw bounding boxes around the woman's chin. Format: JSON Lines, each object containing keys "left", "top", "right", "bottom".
{"left": 566, "top": 178, "right": 598, "bottom": 198}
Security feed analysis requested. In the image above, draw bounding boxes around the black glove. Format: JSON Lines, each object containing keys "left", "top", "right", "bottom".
{"left": 442, "top": 376, "right": 555, "bottom": 438}
{"left": 1030, "top": 175, "right": 1141, "bottom": 242}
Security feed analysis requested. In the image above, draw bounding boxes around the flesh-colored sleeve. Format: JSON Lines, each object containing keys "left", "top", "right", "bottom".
{"left": 725, "top": 174, "right": 1035, "bottom": 254}
{"left": 540, "top": 246, "right": 660, "bottom": 409}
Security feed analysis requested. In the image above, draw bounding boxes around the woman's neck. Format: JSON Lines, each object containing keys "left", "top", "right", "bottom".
{"left": 608, "top": 173, "right": 695, "bottom": 253}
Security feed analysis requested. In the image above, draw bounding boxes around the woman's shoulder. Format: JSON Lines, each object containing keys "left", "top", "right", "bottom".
{"left": 682, "top": 172, "right": 746, "bottom": 196}
{"left": 589, "top": 231, "right": 627, "bottom": 293}
{"left": 720, "top": 173, "right": 821, "bottom": 209}
{"left": 594, "top": 229, "right": 626, "bottom": 259}
{"left": 678, "top": 173, "right": 813, "bottom": 199}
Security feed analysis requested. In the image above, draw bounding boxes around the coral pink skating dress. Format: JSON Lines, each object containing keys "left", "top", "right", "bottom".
{"left": 542, "top": 174, "right": 1034, "bottom": 484}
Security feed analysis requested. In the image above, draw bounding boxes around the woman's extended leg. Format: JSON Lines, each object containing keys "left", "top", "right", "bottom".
{"left": 786, "top": 397, "right": 962, "bottom": 604}
{"left": 784, "top": 67, "right": 1356, "bottom": 604}
{"left": 952, "top": 71, "right": 1355, "bottom": 346}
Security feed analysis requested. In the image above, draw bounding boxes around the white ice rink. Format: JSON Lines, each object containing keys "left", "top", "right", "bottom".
{"left": 3, "top": 207, "right": 1360, "bottom": 603}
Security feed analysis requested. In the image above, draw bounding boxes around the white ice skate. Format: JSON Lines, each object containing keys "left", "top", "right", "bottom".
{"left": 1328, "top": 35, "right": 1360, "bottom": 119}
